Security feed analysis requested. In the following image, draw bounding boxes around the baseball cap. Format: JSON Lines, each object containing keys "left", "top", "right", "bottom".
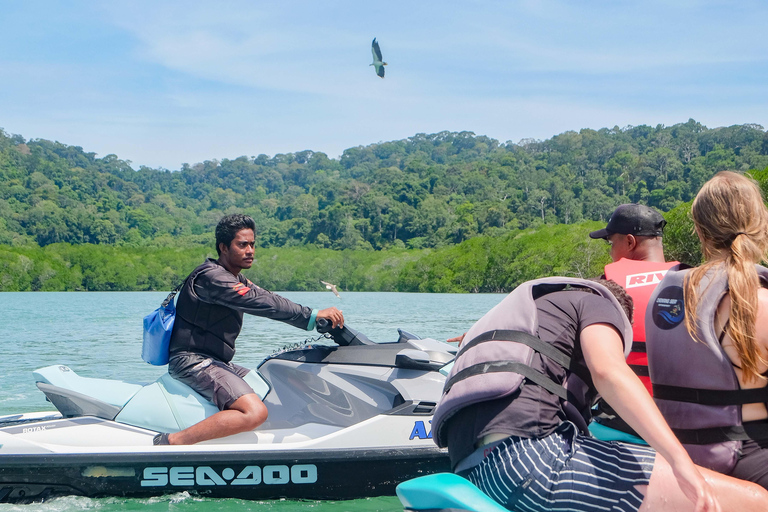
{"left": 589, "top": 204, "right": 666, "bottom": 239}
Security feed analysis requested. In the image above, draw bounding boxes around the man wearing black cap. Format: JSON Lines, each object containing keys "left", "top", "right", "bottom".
{"left": 589, "top": 204, "right": 678, "bottom": 442}
{"left": 589, "top": 203, "right": 667, "bottom": 264}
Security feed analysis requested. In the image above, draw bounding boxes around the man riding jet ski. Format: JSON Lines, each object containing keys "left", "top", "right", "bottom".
{"left": 156, "top": 213, "right": 345, "bottom": 446}
{"left": 0, "top": 319, "right": 455, "bottom": 503}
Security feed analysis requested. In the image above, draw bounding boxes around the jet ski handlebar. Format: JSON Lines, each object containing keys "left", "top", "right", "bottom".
{"left": 316, "top": 318, "right": 375, "bottom": 346}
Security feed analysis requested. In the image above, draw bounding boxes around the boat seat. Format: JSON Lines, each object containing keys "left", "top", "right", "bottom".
{"left": 397, "top": 473, "right": 507, "bottom": 512}
{"left": 34, "top": 364, "right": 271, "bottom": 433}
{"left": 115, "top": 371, "right": 270, "bottom": 433}
{"left": 34, "top": 365, "right": 143, "bottom": 409}
{"left": 589, "top": 421, "right": 648, "bottom": 445}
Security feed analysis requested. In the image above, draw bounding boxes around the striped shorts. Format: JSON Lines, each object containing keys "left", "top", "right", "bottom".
{"left": 467, "top": 422, "right": 656, "bottom": 512}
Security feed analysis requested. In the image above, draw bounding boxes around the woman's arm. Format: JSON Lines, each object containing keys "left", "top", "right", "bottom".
{"left": 756, "top": 288, "right": 768, "bottom": 369}
{"left": 581, "top": 323, "right": 720, "bottom": 512}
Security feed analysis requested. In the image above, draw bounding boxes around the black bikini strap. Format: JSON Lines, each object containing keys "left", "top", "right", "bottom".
{"left": 718, "top": 319, "right": 730, "bottom": 344}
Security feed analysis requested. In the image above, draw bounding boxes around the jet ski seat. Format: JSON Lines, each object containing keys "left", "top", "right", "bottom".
{"left": 396, "top": 472, "right": 507, "bottom": 512}
{"left": 589, "top": 421, "right": 647, "bottom": 445}
{"left": 34, "top": 364, "right": 270, "bottom": 434}
{"left": 34, "top": 365, "right": 144, "bottom": 419}
{"left": 115, "top": 371, "right": 269, "bottom": 433}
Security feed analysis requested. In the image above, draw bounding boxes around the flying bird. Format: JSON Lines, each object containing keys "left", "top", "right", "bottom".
{"left": 370, "top": 38, "right": 387, "bottom": 78}
{"left": 320, "top": 280, "right": 341, "bottom": 299}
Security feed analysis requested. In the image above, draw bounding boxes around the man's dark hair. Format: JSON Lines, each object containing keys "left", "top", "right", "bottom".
{"left": 592, "top": 278, "right": 633, "bottom": 324}
{"left": 215, "top": 214, "right": 256, "bottom": 255}
{"left": 559, "top": 279, "right": 634, "bottom": 324}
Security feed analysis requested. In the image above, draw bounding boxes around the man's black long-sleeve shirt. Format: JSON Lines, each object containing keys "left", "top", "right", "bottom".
{"left": 169, "top": 259, "right": 316, "bottom": 362}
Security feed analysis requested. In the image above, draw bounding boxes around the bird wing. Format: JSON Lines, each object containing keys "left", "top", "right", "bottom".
{"left": 371, "top": 38, "right": 383, "bottom": 62}
{"left": 376, "top": 64, "right": 385, "bottom": 78}
{"left": 321, "top": 279, "right": 341, "bottom": 297}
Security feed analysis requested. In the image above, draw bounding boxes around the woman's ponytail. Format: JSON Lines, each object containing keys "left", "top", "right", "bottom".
{"left": 685, "top": 171, "right": 768, "bottom": 383}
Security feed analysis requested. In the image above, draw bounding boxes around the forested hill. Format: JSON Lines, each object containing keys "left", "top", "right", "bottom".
{"left": 2, "top": 119, "right": 768, "bottom": 250}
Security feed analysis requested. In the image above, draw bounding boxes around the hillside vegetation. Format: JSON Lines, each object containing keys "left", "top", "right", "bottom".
{"left": 2, "top": 119, "right": 768, "bottom": 291}
{"left": 0, "top": 222, "right": 609, "bottom": 292}
{"left": 3, "top": 119, "right": 768, "bottom": 250}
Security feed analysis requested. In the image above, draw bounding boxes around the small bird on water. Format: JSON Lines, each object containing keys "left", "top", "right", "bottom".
{"left": 320, "top": 280, "right": 341, "bottom": 299}
{"left": 370, "top": 38, "right": 387, "bottom": 78}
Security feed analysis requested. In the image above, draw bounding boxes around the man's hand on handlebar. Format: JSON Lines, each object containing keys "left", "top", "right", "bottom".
{"left": 317, "top": 307, "right": 344, "bottom": 329}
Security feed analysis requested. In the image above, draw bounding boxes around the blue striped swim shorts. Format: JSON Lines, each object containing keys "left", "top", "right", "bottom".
{"left": 467, "top": 422, "right": 656, "bottom": 512}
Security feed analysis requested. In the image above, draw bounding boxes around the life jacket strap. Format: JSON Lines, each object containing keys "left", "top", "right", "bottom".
{"left": 443, "top": 360, "right": 572, "bottom": 402}
{"left": 673, "top": 422, "right": 768, "bottom": 444}
{"left": 653, "top": 383, "right": 768, "bottom": 406}
{"left": 161, "top": 281, "right": 185, "bottom": 308}
{"left": 457, "top": 329, "right": 593, "bottom": 388}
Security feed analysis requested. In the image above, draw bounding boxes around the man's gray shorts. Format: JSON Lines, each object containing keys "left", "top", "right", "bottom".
{"left": 168, "top": 352, "right": 255, "bottom": 410}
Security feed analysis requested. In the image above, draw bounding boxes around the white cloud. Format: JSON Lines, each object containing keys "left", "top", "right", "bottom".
{"left": 1, "top": 1, "right": 767, "bottom": 170}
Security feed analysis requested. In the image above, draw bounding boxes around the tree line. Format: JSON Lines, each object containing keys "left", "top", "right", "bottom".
{"left": 0, "top": 222, "right": 612, "bottom": 292}
{"left": 3, "top": 121, "right": 768, "bottom": 292}
{"left": 2, "top": 119, "right": 768, "bottom": 252}
{"left": 1, "top": 189, "right": 764, "bottom": 294}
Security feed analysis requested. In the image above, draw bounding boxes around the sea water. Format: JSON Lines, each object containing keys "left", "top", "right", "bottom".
{"left": 0, "top": 291, "right": 503, "bottom": 511}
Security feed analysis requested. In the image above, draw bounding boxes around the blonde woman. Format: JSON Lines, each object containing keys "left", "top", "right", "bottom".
{"left": 647, "top": 171, "right": 768, "bottom": 488}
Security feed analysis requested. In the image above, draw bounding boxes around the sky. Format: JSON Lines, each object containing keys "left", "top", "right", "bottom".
{"left": 0, "top": 1, "right": 767, "bottom": 171}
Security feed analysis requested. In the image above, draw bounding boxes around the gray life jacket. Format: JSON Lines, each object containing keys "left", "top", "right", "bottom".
{"left": 646, "top": 264, "right": 768, "bottom": 474}
{"left": 432, "top": 277, "right": 633, "bottom": 449}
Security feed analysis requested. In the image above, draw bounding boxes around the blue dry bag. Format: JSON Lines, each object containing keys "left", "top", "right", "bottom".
{"left": 142, "top": 284, "right": 183, "bottom": 365}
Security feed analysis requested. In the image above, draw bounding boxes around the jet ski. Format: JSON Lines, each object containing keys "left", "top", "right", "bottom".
{"left": 0, "top": 320, "right": 455, "bottom": 503}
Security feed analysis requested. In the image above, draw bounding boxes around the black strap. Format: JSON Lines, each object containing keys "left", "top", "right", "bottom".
{"left": 458, "top": 329, "right": 593, "bottom": 387}
{"left": 443, "top": 360, "right": 571, "bottom": 401}
{"left": 718, "top": 319, "right": 731, "bottom": 344}
{"left": 460, "top": 329, "right": 568, "bottom": 365}
{"left": 653, "top": 383, "right": 768, "bottom": 406}
{"left": 673, "top": 422, "right": 768, "bottom": 444}
{"left": 161, "top": 282, "right": 185, "bottom": 308}
{"left": 628, "top": 364, "right": 650, "bottom": 377}
{"left": 630, "top": 341, "right": 646, "bottom": 353}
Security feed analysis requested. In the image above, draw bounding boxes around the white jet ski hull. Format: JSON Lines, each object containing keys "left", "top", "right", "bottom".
{"left": 0, "top": 412, "right": 446, "bottom": 502}
{"left": 0, "top": 324, "right": 455, "bottom": 502}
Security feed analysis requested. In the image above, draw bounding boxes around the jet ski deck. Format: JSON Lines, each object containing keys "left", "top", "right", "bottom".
{"left": 0, "top": 416, "right": 446, "bottom": 502}
{"left": 0, "top": 324, "right": 454, "bottom": 503}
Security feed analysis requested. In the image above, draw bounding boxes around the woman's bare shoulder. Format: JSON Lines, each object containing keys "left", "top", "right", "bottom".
{"left": 756, "top": 288, "right": 768, "bottom": 345}
{"left": 758, "top": 286, "right": 768, "bottom": 308}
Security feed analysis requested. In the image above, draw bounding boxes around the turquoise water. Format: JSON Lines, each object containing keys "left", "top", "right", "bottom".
{"left": 0, "top": 291, "right": 503, "bottom": 511}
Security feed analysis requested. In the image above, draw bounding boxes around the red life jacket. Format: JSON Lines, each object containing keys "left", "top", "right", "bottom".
{"left": 604, "top": 258, "right": 677, "bottom": 395}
